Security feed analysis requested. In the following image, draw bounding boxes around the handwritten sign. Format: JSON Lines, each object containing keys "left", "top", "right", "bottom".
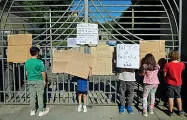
{"left": 92, "top": 58, "right": 113, "bottom": 75}
{"left": 90, "top": 45, "right": 114, "bottom": 75}
{"left": 117, "top": 44, "right": 140, "bottom": 69}
{"left": 77, "top": 23, "right": 98, "bottom": 45}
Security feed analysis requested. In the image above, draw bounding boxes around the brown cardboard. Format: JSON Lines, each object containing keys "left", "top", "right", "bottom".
{"left": 7, "top": 34, "right": 32, "bottom": 63}
{"left": 52, "top": 50, "right": 93, "bottom": 79}
{"left": 92, "top": 57, "right": 113, "bottom": 75}
{"left": 8, "top": 34, "right": 32, "bottom": 46}
{"left": 80, "top": 47, "right": 84, "bottom": 53}
{"left": 140, "top": 40, "right": 165, "bottom": 52}
{"left": 90, "top": 45, "right": 113, "bottom": 58}
{"left": 52, "top": 61, "right": 68, "bottom": 73}
{"left": 90, "top": 45, "right": 114, "bottom": 75}
{"left": 7, "top": 45, "right": 32, "bottom": 63}
{"left": 140, "top": 40, "right": 165, "bottom": 63}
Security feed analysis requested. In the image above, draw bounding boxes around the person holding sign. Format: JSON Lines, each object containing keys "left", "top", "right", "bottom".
{"left": 25, "top": 47, "right": 49, "bottom": 116}
{"left": 118, "top": 68, "right": 136, "bottom": 115}
{"left": 163, "top": 50, "right": 185, "bottom": 117}
{"left": 140, "top": 54, "right": 160, "bottom": 117}
{"left": 77, "top": 67, "right": 92, "bottom": 113}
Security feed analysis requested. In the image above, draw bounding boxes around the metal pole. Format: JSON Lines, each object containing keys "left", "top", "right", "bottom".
{"left": 132, "top": 7, "right": 134, "bottom": 41}
{"left": 179, "top": 0, "right": 182, "bottom": 60}
{"left": 46, "top": 21, "right": 47, "bottom": 45}
{"left": 49, "top": 9, "right": 53, "bottom": 98}
{"left": 84, "top": 0, "right": 90, "bottom": 107}
{"left": 50, "top": 9, "right": 52, "bottom": 49}
{"left": 84, "top": 0, "right": 89, "bottom": 54}
{"left": 84, "top": 0, "right": 89, "bottom": 23}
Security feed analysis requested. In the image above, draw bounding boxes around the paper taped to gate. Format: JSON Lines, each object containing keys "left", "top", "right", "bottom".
{"left": 52, "top": 50, "right": 93, "bottom": 79}
{"left": 90, "top": 45, "right": 114, "bottom": 75}
{"left": 7, "top": 34, "right": 32, "bottom": 63}
{"left": 140, "top": 40, "right": 165, "bottom": 64}
{"left": 116, "top": 44, "right": 140, "bottom": 69}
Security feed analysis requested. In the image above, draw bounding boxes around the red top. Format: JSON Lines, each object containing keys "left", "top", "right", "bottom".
{"left": 163, "top": 62, "right": 185, "bottom": 86}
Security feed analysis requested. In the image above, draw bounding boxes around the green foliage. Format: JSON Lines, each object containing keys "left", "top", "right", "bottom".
{"left": 52, "top": 41, "right": 67, "bottom": 46}
{"left": 15, "top": 0, "right": 84, "bottom": 44}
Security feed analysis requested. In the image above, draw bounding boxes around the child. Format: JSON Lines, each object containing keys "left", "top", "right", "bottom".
{"left": 141, "top": 54, "right": 160, "bottom": 117}
{"left": 25, "top": 47, "right": 49, "bottom": 116}
{"left": 77, "top": 67, "right": 92, "bottom": 112}
{"left": 163, "top": 50, "right": 185, "bottom": 117}
{"left": 119, "top": 68, "right": 135, "bottom": 114}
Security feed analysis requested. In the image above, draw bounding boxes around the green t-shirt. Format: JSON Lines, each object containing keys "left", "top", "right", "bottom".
{"left": 25, "top": 58, "right": 45, "bottom": 81}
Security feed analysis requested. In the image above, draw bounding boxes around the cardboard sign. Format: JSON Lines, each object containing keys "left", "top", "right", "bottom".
{"left": 92, "top": 57, "right": 113, "bottom": 75}
{"left": 140, "top": 40, "right": 165, "bottom": 63}
{"left": 90, "top": 45, "right": 114, "bottom": 58}
{"left": 77, "top": 23, "right": 98, "bottom": 45}
{"left": 90, "top": 45, "right": 114, "bottom": 75}
{"left": 67, "top": 38, "right": 80, "bottom": 47}
{"left": 52, "top": 50, "right": 93, "bottom": 79}
{"left": 7, "top": 34, "right": 32, "bottom": 63}
{"left": 117, "top": 44, "right": 140, "bottom": 69}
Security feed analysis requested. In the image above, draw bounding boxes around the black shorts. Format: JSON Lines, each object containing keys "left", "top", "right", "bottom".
{"left": 77, "top": 91, "right": 88, "bottom": 95}
{"left": 167, "top": 84, "right": 181, "bottom": 98}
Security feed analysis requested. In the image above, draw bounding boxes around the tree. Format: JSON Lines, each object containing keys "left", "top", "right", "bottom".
{"left": 15, "top": 0, "right": 78, "bottom": 46}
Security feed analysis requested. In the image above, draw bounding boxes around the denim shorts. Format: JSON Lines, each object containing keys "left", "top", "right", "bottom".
{"left": 167, "top": 84, "right": 181, "bottom": 98}
{"left": 77, "top": 91, "right": 88, "bottom": 95}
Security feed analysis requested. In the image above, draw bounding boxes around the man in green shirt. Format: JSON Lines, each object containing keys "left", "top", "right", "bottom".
{"left": 25, "top": 46, "right": 49, "bottom": 116}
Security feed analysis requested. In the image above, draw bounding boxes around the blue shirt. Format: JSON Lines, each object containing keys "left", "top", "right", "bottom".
{"left": 77, "top": 78, "right": 88, "bottom": 92}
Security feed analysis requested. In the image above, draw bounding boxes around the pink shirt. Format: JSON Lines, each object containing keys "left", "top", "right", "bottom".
{"left": 143, "top": 64, "right": 160, "bottom": 85}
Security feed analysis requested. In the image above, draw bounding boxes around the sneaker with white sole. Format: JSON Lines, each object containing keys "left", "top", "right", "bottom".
{"left": 149, "top": 109, "right": 154, "bottom": 115}
{"left": 38, "top": 108, "right": 49, "bottom": 116}
{"left": 143, "top": 111, "right": 148, "bottom": 117}
{"left": 83, "top": 105, "right": 87, "bottom": 112}
{"left": 30, "top": 110, "right": 36, "bottom": 116}
{"left": 78, "top": 105, "right": 82, "bottom": 112}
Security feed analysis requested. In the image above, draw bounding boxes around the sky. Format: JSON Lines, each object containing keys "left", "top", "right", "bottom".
{"left": 71, "top": 0, "right": 132, "bottom": 23}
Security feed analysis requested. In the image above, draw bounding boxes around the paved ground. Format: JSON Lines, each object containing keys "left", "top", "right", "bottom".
{"left": 0, "top": 105, "right": 186, "bottom": 120}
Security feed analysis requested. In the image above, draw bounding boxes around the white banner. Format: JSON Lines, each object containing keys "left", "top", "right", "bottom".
{"left": 117, "top": 44, "right": 140, "bottom": 69}
{"left": 67, "top": 38, "right": 80, "bottom": 47}
{"left": 77, "top": 23, "right": 98, "bottom": 45}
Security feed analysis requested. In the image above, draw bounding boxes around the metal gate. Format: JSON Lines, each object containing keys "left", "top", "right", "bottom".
{"left": 0, "top": 0, "right": 181, "bottom": 105}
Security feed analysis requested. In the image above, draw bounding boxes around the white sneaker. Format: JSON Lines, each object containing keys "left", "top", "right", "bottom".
{"left": 78, "top": 105, "right": 82, "bottom": 112}
{"left": 143, "top": 111, "right": 148, "bottom": 117}
{"left": 30, "top": 110, "right": 36, "bottom": 116}
{"left": 38, "top": 108, "right": 49, "bottom": 116}
{"left": 83, "top": 105, "right": 87, "bottom": 113}
{"left": 149, "top": 109, "right": 154, "bottom": 115}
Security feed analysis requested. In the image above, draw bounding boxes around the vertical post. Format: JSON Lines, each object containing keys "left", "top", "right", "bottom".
{"left": 50, "top": 9, "right": 52, "bottom": 49}
{"left": 84, "top": 0, "right": 90, "bottom": 106}
{"left": 49, "top": 9, "right": 53, "bottom": 103}
{"left": 132, "top": 7, "right": 134, "bottom": 41}
{"left": 132, "top": 8, "right": 134, "bottom": 29}
{"left": 84, "top": 0, "right": 89, "bottom": 23}
{"left": 84, "top": 0, "right": 89, "bottom": 54}
{"left": 46, "top": 21, "right": 47, "bottom": 45}
{"left": 179, "top": 0, "right": 182, "bottom": 60}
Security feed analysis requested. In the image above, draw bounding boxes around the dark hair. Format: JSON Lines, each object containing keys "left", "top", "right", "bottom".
{"left": 143, "top": 53, "right": 157, "bottom": 71}
{"left": 30, "top": 46, "right": 40, "bottom": 56}
{"left": 168, "top": 50, "right": 179, "bottom": 61}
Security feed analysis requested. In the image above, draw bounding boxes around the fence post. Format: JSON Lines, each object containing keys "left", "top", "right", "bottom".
{"left": 179, "top": 0, "right": 182, "bottom": 60}
{"left": 84, "top": 0, "right": 91, "bottom": 106}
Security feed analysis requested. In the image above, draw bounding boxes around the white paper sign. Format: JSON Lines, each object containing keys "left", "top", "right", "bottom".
{"left": 117, "top": 44, "right": 140, "bottom": 69}
{"left": 67, "top": 38, "right": 80, "bottom": 47}
{"left": 77, "top": 23, "right": 98, "bottom": 45}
